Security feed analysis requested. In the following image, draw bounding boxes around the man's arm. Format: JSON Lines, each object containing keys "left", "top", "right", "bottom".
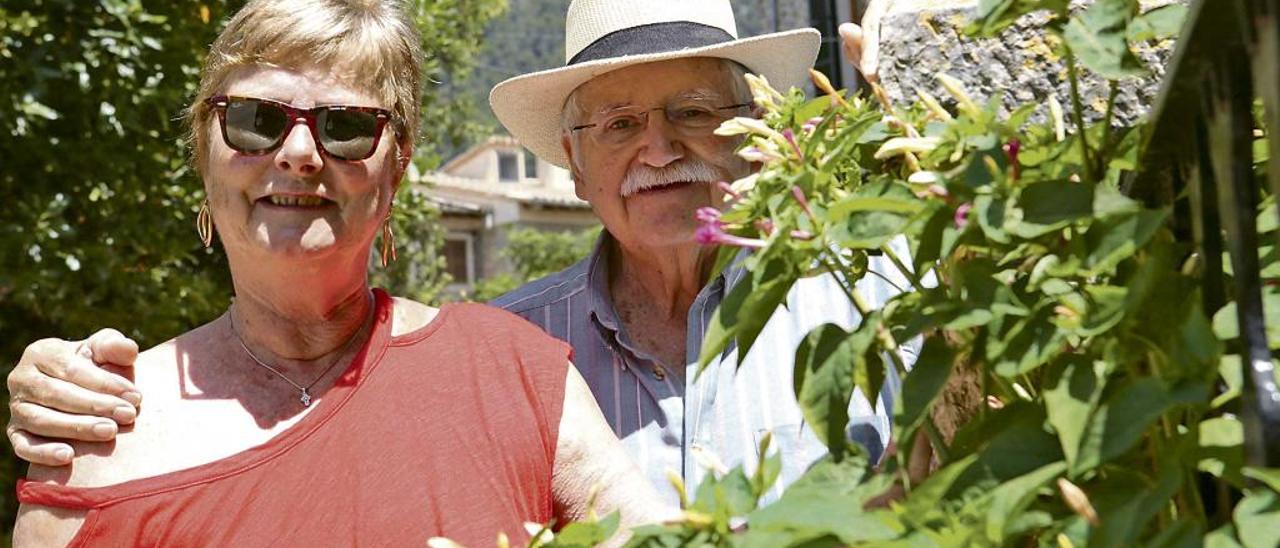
{"left": 552, "top": 364, "right": 678, "bottom": 541}
{"left": 7, "top": 329, "right": 141, "bottom": 465}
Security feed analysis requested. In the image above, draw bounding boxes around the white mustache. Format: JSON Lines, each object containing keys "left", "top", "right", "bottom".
{"left": 620, "top": 160, "right": 721, "bottom": 197}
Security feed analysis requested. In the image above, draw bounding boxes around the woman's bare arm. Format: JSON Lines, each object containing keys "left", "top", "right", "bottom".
{"left": 551, "top": 364, "right": 678, "bottom": 540}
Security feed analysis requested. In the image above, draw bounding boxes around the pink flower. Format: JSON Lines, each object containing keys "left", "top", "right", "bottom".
{"left": 694, "top": 206, "right": 766, "bottom": 249}
{"left": 801, "top": 117, "right": 824, "bottom": 134}
{"left": 789, "top": 230, "right": 814, "bottom": 240}
{"left": 1005, "top": 139, "right": 1021, "bottom": 182}
{"left": 715, "top": 181, "right": 741, "bottom": 202}
{"left": 695, "top": 206, "right": 723, "bottom": 225}
{"left": 791, "top": 185, "right": 816, "bottom": 220}
{"left": 954, "top": 202, "right": 972, "bottom": 229}
{"left": 782, "top": 128, "right": 804, "bottom": 160}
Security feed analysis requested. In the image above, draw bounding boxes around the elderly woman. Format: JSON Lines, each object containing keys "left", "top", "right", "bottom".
{"left": 12, "top": 0, "right": 667, "bottom": 545}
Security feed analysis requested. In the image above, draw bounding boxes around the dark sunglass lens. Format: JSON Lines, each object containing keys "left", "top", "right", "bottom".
{"left": 223, "top": 99, "right": 288, "bottom": 153}
{"left": 318, "top": 109, "right": 379, "bottom": 160}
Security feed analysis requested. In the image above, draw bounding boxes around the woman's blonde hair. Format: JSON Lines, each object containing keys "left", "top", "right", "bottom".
{"left": 187, "top": 0, "right": 423, "bottom": 171}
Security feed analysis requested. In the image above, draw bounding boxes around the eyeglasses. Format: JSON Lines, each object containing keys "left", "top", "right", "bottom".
{"left": 570, "top": 99, "right": 752, "bottom": 148}
{"left": 204, "top": 95, "right": 393, "bottom": 161}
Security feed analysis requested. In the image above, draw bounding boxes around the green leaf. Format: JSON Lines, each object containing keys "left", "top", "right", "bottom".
{"left": 902, "top": 454, "right": 980, "bottom": 518}
{"left": 949, "top": 403, "right": 1064, "bottom": 490}
{"left": 698, "top": 258, "right": 795, "bottom": 370}
{"left": 1127, "top": 4, "right": 1188, "bottom": 42}
{"left": 1147, "top": 520, "right": 1205, "bottom": 548}
{"left": 691, "top": 467, "right": 758, "bottom": 518}
{"left": 830, "top": 181, "right": 917, "bottom": 249}
{"left": 1074, "top": 378, "right": 1208, "bottom": 473}
{"left": 748, "top": 493, "right": 903, "bottom": 543}
{"left": 893, "top": 337, "right": 955, "bottom": 444}
{"left": 911, "top": 204, "right": 954, "bottom": 274}
{"left": 1077, "top": 285, "right": 1128, "bottom": 337}
{"left": 1018, "top": 180, "right": 1094, "bottom": 226}
{"left": 1214, "top": 355, "right": 1245, "bottom": 409}
{"left": 1089, "top": 449, "right": 1185, "bottom": 547}
{"left": 1199, "top": 418, "right": 1245, "bottom": 486}
{"left": 1044, "top": 357, "right": 1107, "bottom": 469}
{"left": 1062, "top": 0, "right": 1146, "bottom": 79}
{"left": 987, "top": 306, "right": 1068, "bottom": 377}
{"left": 551, "top": 511, "right": 621, "bottom": 547}
{"left": 983, "top": 461, "right": 1068, "bottom": 543}
{"left": 1083, "top": 209, "right": 1169, "bottom": 275}
{"left": 1206, "top": 524, "right": 1244, "bottom": 548}
{"left": 794, "top": 322, "right": 878, "bottom": 456}
{"left": 1234, "top": 489, "right": 1280, "bottom": 548}
{"left": 965, "top": 0, "right": 1070, "bottom": 37}
{"left": 1211, "top": 286, "right": 1280, "bottom": 347}
{"left": 1243, "top": 468, "right": 1280, "bottom": 493}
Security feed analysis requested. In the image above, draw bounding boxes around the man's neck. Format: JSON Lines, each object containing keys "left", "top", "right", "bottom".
{"left": 605, "top": 236, "right": 717, "bottom": 370}
{"left": 607, "top": 237, "right": 715, "bottom": 321}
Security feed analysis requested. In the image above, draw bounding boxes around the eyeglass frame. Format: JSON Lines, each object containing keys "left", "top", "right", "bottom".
{"left": 203, "top": 95, "right": 395, "bottom": 162}
{"left": 569, "top": 100, "right": 754, "bottom": 148}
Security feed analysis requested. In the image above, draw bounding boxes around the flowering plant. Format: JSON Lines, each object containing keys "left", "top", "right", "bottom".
{"left": 613, "top": 0, "right": 1277, "bottom": 546}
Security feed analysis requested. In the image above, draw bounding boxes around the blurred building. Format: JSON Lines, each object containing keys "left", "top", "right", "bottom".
{"left": 414, "top": 136, "right": 596, "bottom": 292}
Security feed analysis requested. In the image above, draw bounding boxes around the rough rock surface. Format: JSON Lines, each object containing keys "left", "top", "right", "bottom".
{"left": 876, "top": 0, "right": 1181, "bottom": 127}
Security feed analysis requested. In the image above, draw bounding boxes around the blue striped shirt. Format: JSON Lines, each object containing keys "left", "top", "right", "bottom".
{"left": 491, "top": 232, "right": 918, "bottom": 507}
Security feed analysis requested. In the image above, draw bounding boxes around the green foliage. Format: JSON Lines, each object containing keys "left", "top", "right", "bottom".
{"left": 0, "top": 0, "right": 504, "bottom": 531}
{"left": 368, "top": 186, "right": 449, "bottom": 304}
{"left": 469, "top": 226, "right": 597, "bottom": 302}
{"left": 612, "top": 1, "right": 1274, "bottom": 545}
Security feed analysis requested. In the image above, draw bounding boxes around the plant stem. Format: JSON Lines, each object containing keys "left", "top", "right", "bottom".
{"left": 922, "top": 417, "right": 951, "bottom": 464}
{"left": 1097, "top": 80, "right": 1120, "bottom": 177}
{"left": 820, "top": 253, "right": 910, "bottom": 378}
{"left": 879, "top": 243, "right": 926, "bottom": 293}
{"left": 1066, "top": 52, "right": 1096, "bottom": 183}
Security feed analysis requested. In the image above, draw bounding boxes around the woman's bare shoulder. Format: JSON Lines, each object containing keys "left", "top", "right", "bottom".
{"left": 389, "top": 296, "right": 440, "bottom": 336}
{"left": 13, "top": 504, "right": 85, "bottom": 548}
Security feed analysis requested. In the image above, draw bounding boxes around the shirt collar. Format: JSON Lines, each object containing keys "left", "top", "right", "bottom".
{"left": 584, "top": 231, "right": 751, "bottom": 340}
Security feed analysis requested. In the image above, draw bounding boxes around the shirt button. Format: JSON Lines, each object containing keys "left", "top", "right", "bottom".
{"left": 653, "top": 366, "right": 666, "bottom": 380}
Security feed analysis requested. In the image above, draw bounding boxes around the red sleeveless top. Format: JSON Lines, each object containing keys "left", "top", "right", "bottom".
{"left": 18, "top": 290, "right": 570, "bottom": 547}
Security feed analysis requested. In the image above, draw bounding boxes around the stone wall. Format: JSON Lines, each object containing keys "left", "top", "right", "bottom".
{"left": 875, "top": 0, "right": 1181, "bottom": 126}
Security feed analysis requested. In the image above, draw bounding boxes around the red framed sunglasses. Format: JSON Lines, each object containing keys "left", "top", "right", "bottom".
{"left": 204, "top": 95, "right": 393, "bottom": 161}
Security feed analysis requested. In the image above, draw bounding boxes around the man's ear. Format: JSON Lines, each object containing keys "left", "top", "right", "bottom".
{"left": 562, "top": 134, "right": 587, "bottom": 201}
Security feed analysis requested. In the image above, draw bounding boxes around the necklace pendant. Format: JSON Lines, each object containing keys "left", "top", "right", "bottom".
{"left": 300, "top": 389, "right": 312, "bottom": 407}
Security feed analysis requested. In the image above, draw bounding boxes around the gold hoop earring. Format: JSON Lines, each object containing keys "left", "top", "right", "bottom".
{"left": 197, "top": 199, "right": 214, "bottom": 248}
{"left": 379, "top": 210, "right": 397, "bottom": 268}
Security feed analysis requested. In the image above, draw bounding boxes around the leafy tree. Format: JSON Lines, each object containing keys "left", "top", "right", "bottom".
{"left": 0, "top": 0, "right": 505, "bottom": 533}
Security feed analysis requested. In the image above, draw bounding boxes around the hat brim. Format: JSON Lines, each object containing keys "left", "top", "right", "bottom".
{"left": 489, "top": 28, "right": 821, "bottom": 169}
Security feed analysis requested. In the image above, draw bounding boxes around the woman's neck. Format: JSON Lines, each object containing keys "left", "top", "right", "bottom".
{"left": 224, "top": 250, "right": 374, "bottom": 365}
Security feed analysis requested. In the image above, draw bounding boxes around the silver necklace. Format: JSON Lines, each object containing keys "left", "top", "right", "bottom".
{"left": 229, "top": 292, "right": 374, "bottom": 407}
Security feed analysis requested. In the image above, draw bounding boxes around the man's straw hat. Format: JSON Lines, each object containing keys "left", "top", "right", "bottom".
{"left": 489, "top": 0, "right": 821, "bottom": 168}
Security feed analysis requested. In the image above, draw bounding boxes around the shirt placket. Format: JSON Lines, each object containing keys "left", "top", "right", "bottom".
{"left": 682, "top": 274, "right": 729, "bottom": 493}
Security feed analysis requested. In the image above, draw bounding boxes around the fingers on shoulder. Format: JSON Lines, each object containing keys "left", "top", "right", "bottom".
{"left": 86, "top": 328, "right": 140, "bottom": 366}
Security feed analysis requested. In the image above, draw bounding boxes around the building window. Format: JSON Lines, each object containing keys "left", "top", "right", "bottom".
{"left": 523, "top": 148, "right": 538, "bottom": 179}
{"left": 443, "top": 234, "right": 475, "bottom": 285}
{"left": 809, "top": 0, "right": 844, "bottom": 90}
{"left": 498, "top": 151, "right": 519, "bottom": 182}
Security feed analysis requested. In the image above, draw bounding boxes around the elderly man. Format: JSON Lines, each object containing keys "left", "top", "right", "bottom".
{"left": 7, "top": 0, "right": 910, "bottom": 508}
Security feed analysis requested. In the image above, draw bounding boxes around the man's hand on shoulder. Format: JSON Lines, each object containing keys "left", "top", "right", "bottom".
{"left": 7, "top": 328, "right": 142, "bottom": 466}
